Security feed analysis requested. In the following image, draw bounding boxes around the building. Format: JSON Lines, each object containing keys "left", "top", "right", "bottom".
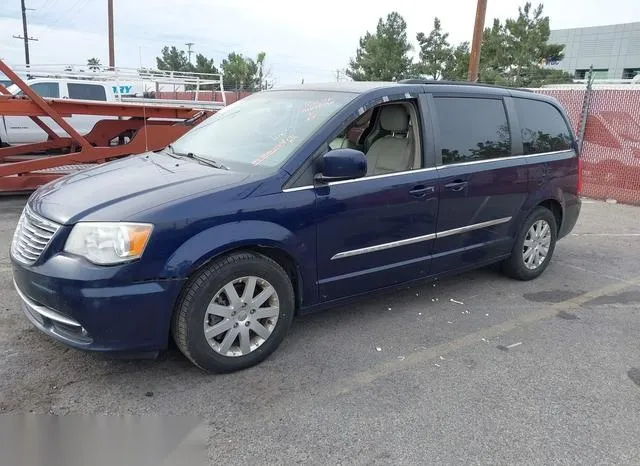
{"left": 546, "top": 22, "right": 640, "bottom": 80}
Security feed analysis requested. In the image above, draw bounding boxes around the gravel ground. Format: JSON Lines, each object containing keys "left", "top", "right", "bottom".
{"left": 1, "top": 196, "right": 639, "bottom": 465}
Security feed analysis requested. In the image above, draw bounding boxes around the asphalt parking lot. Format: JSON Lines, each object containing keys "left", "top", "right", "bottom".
{"left": 1, "top": 196, "right": 639, "bottom": 464}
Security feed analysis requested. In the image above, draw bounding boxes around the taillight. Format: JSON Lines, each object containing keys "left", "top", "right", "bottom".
{"left": 577, "top": 157, "right": 583, "bottom": 194}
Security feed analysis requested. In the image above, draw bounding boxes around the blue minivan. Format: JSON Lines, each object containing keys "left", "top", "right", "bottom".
{"left": 11, "top": 80, "right": 581, "bottom": 372}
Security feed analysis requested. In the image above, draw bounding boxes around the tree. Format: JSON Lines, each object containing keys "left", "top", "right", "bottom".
{"left": 478, "top": 3, "right": 573, "bottom": 87}
{"left": 87, "top": 58, "right": 101, "bottom": 71}
{"left": 443, "top": 43, "right": 471, "bottom": 81}
{"left": 192, "top": 53, "right": 218, "bottom": 75}
{"left": 414, "top": 18, "right": 470, "bottom": 81}
{"left": 255, "top": 51, "right": 266, "bottom": 90}
{"left": 156, "top": 46, "right": 191, "bottom": 72}
{"left": 220, "top": 52, "right": 269, "bottom": 90}
{"left": 346, "top": 12, "right": 413, "bottom": 81}
{"left": 415, "top": 18, "right": 452, "bottom": 80}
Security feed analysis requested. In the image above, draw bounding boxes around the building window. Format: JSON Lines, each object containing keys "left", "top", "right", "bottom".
{"left": 622, "top": 68, "right": 640, "bottom": 79}
{"left": 575, "top": 69, "right": 609, "bottom": 79}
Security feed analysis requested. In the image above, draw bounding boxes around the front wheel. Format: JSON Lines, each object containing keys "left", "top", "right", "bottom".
{"left": 172, "top": 251, "right": 295, "bottom": 373}
{"left": 502, "top": 207, "right": 557, "bottom": 280}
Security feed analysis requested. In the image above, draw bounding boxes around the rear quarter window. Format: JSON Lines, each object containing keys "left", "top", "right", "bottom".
{"left": 68, "top": 83, "right": 107, "bottom": 101}
{"left": 514, "top": 98, "right": 573, "bottom": 155}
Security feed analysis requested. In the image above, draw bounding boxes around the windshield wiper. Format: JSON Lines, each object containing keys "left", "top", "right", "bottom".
{"left": 166, "top": 145, "right": 228, "bottom": 170}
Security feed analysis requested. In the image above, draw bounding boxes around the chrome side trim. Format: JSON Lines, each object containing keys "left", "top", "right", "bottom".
{"left": 282, "top": 185, "right": 314, "bottom": 193}
{"left": 13, "top": 280, "right": 82, "bottom": 327}
{"left": 282, "top": 150, "right": 575, "bottom": 192}
{"left": 330, "top": 216, "right": 512, "bottom": 260}
{"left": 331, "top": 233, "right": 437, "bottom": 260}
{"left": 282, "top": 167, "right": 439, "bottom": 192}
{"left": 328, "top": 167, "right": 438, "bottom": 186}
{"left": 436, "top": 217, "right": 512, "bottom": 239}
{"left": 437, "top": 150, "right": 574, "bottom": 169}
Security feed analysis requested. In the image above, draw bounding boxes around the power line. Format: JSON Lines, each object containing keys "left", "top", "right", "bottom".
{"left": 12, "top": 0, "right": 38, "bottom": 65}
{"left": 45, "top": 0, "right": 88, "bottom": 29}
{"left": 185, "top": 42, "right": 195, "bottom": 63}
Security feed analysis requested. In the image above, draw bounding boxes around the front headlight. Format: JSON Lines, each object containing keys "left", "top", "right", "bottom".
{"left": 64, "top": 222, "right": 153, "bottom": 265}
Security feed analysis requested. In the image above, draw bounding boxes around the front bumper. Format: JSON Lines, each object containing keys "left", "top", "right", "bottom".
{"left": 12, "top": 260, "right": 186, "bottom": 352}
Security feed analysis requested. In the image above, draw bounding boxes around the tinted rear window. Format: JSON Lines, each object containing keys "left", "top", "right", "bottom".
{"left": 434, "top": 97, "right": 511, "bottom": 165}
{"left": 514, "top": 98, "right": 572, "bottom": 155}
{"left": 68, "top": 83, "right": 107, "bottom": 101}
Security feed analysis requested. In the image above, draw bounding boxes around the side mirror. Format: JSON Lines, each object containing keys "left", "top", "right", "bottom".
{"left": 315, "top": 148, "right": 367, "bottom": 183}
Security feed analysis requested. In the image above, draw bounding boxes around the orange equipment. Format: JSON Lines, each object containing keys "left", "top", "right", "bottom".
{"left": 0, "top": 59, "right": 216, "bottom": 192}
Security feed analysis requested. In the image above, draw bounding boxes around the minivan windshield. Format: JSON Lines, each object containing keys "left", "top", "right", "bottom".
{"left": 168, "top": 90, "right": 355, "bottom": 170}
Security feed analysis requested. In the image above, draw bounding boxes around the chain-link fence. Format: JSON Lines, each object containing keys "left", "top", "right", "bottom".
{"left": 535, "top": 83, "right": 640, "bottom": 205}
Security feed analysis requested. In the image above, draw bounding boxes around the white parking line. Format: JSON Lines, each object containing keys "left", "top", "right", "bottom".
{"left": 571, "top": 233, "right": 640, "bottom": 236}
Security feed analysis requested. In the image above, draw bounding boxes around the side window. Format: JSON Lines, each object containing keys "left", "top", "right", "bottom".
{"left": 68, "top": 83, "right": 107, "bottom": 101}
{"left": 514, "top": 98, "right": 572, "bottom": 155}
{"left": 26, "top": 82, "right": 60, "bottom": 98}
{"left": 332, "top": 101, "right": 422, "bottom": 176}
{"left": 330, "top": 109, "right": 372, "bottom": 150}
{"left": 434, "top": 97, "right": 511, "bottom": 165}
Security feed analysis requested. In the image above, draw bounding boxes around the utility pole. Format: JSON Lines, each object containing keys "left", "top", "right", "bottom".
{"left": 467, "top": 0, "right": 488, "bottom": 82}
{"left": 108, "top": 0, "right": 115, "bottom": 68}
{"left": 13, "top": 0, "right": 38, "bottom": 65}
{"left": 185, "top": 42, "right": 195, "bottom": 64}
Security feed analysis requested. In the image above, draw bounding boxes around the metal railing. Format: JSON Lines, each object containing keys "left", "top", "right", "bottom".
{"left": 4, "top": 63, "right": 226, "bottom": 105}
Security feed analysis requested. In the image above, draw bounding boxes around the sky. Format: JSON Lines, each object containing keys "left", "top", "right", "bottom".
{"left": 1, "top": 0, "right": 639, "bottom": 85}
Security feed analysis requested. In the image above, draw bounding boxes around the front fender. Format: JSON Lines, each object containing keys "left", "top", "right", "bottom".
{"left": 162, "top": 220, "right": 312, "bottom": 280}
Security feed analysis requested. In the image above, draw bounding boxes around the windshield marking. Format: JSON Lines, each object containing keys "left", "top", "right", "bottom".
{"left": 302, "top": 97, "right": 337, "bottom": 121}
{"left": 251, "top": 135, "right": 298, "bottom": 166}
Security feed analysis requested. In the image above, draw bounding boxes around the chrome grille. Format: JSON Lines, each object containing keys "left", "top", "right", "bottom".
{"left": 11, "top": 206, "right": 60, "bottom": 265}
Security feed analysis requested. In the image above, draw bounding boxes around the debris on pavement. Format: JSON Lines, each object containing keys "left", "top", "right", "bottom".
{"left": 556, "top": 310, "right": 579, "bottom": 320}
{"left": 497, "top": 342, "right": 523, "bottom": 351}
{"left": 450, "top": 298, "right": 465, "bottom": 305}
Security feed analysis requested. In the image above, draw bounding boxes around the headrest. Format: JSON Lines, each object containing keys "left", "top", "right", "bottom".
{"left": 379, "top": 105, "right": 409, "bottom": 133}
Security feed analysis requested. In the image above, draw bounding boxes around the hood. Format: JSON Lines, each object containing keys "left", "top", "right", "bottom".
{"left": 29, "top": 152, "right": 253, "bottom": 224}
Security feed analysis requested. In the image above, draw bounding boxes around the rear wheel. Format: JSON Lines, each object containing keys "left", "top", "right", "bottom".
{"left": 172, "top": 251, "right": 295, "bottom": 373}
{"left": 502, "top": 206, "right": 557, "bottom": 280}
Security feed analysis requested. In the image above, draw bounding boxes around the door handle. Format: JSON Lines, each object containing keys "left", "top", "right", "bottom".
{"left": 444, "top": 180, "right": 468, "bottom": 192}
{"left": 409, "top": 185, "right": 435, "bottom": 198}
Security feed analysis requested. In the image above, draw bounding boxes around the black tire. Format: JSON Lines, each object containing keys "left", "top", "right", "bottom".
{"left": 502, "top": 206, "right": 558, "bottom": 281}
{"left": 172, "top": 251, "right": 295, "bottom": 373}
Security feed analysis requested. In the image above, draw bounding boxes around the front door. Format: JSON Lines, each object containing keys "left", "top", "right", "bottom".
{"left": 430, "top": 95, "right": 529, "bottom": 274}
{"left": 315, "top": 99, "right": 438, "bottom": 301}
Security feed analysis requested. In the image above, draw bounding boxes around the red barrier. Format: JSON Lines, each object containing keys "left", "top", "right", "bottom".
{"left": 535, "top": 88, "right": 640, "bottom": 205}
